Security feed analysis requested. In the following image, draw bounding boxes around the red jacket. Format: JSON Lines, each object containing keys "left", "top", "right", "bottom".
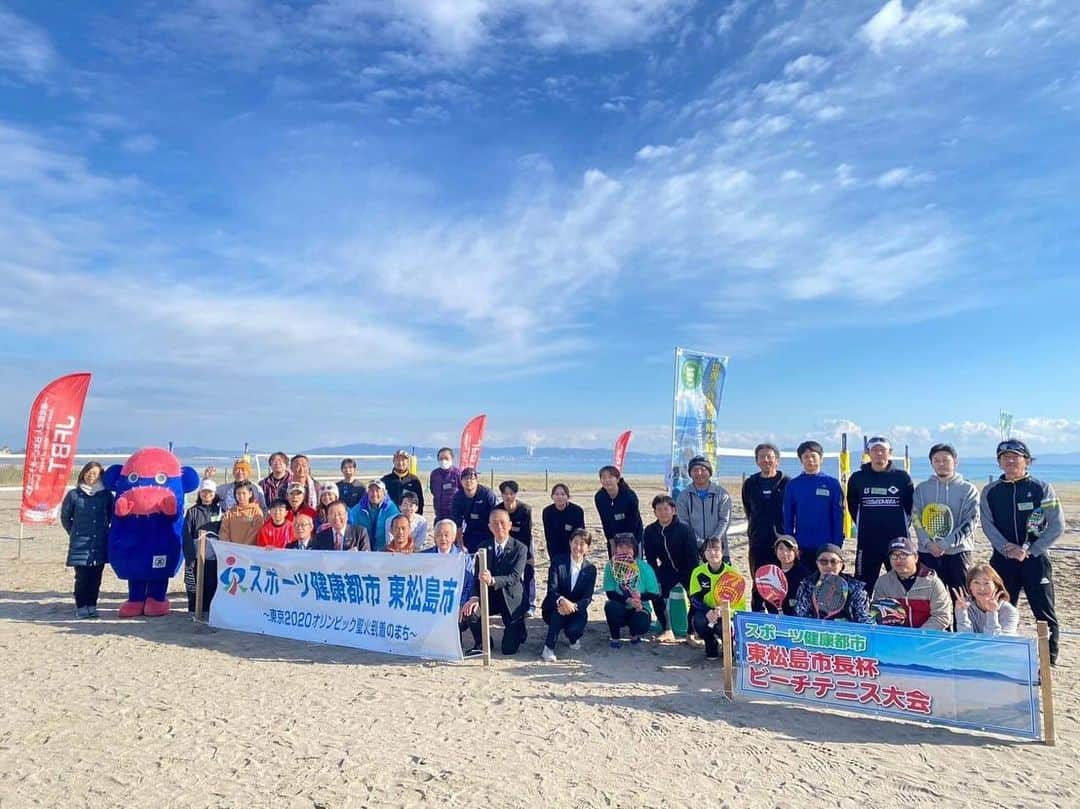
{"left": 257, "top": 519, "right": 294, "bottom": 549}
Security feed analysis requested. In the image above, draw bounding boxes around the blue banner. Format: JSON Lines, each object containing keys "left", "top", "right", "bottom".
{"left": 734, "top": 612, "right": 1041, "bottom": 740}
{"left": 669, "top": 347, "right": 728, "bottom": 494}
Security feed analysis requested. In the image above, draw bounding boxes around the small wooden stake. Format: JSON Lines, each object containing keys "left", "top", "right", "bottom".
{"left": 477, "top": 549, "right": 491, "bottom": 667}
{"left": 194, "top": 531, "right": 207, "bottom": 623}
{"left": 1037, "top": 620, "right": 1055, "bottom": 746}
{"left": 721, "top": 601, "right": 734, "bottom": 700}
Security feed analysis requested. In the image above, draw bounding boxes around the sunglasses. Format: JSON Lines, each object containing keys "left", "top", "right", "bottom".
{"left": 817, "top": 557, "right": 842, "bottom": 565}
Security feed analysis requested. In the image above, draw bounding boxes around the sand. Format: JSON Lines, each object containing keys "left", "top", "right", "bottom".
{"left": 2, "top": 474, "right": 1079, "bottom": 808}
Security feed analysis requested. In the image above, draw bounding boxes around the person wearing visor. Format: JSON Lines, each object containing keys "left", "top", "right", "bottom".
{"left": 846, "top": 436, "right": 914, "bottom": 593}
{"left": 980, "top": 439, "right": 1064, "bottom": 664}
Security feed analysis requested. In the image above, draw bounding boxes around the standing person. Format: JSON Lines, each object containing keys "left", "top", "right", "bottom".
{"left": 451, "top": 467, "right": 498, "bottom": 553}
{"left": 742, "top": 443, "right": 790, "bottom": 610}
{"left": 348, "top": 479, "right": 399, "bottom": 551}
{"left": 182, "top": 479, "right": 222, "bottom": 613}
{"left": 310, "top": 501, "right": 370, "bottom": 551}
{"left": 594, "top": 465, "right": 644, "bottom": 556}
{"left": 61, "top": 461, "right": 113, "bottom": 618}
{"left": 219, "top": 482, "right": 264, "bottom": 545}
{"left": 847, "top": 436, "right": 915, "bottom": 593}
{"left": 541, "top": 483, "right": 585, "bottom": 561}
{"left": 336, "top": 458, "right": 365, "bottom": 509}
{"left": 954, "top": 563, "right": 1020, "bottom": 636}
{"left": 782, "top": 441, "right": 844, "bottom": 558}
{"left": 477, "top": 509, "right": 529, "bottom": 655}
{"left": 429, "top": 447, "right": 461, "bottom": 522}
{"left": 495, "top": 480, "right": 536, "bottom": 616}
{"left": 913, "top": 443, "right": 979, "bottom": 595}
{"left": 603, "top": 534, "right": 660, "bottom": 648}
{"left": 642, "top": 494, "right": 699, "bottom": 643}
{"left": 675, "top": 455, "right": 733, "bottom": 562}
{"left": 204, "top": 458, "right": 267, "bottom": 512}
{"left": 315, "top": 481, "right": 340, "bottom": 530}
{"left": 981, "top": 439, "right": 1064, "bottom": 665}
{"left": 256, "top": 500, "right": 295, "bottom": 549}
{"left": 382, "top": 449, "right": 425, "bottom": 513}
{"left": 871, "top": 537, "right": 952, "bottom": 630}
{"left": 289, "top": 454, "right": 320, "bottom": 509}
{"left": 540, "top": 528, "right": 597, "bottom": 661}
{"left": 794, "top": 545, "right": 873, "bottom": 624}
{"left": 688, "top": 537, "right": 748, "bottom": 660}
{"left": 766, "top": 536, "right": 809, "bottom": 616}
{"left": 259, "top": 451, "right": 292, "bottom": 505}
{"left": 424, "top": 518, "right": 483, "bottom": 656}
{"left": 399, "top": 492, "right": 428, "bottom": 548}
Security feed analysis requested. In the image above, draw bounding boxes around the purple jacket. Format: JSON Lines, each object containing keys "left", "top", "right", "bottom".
{"left": 429, "top": 466, "right": 461, "bottom": 521}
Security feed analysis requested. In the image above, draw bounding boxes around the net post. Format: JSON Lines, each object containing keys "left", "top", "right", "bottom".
{"left": 477, "top": 549, "right": 492, "bottom": 667}
{"left": 194, "top": 531, "right": 207, "bottom": 622}
{"left": 18, "top": 521, "right": 23, "bottom": 561}
{"left": 1037, "top": 620, "right": 1055, "bottom": 745}
{"left": 721, "top": 601, "right": 734, "bottom": 700}
{"left": 840, "top": 434, "right": 852, "bottom": 541}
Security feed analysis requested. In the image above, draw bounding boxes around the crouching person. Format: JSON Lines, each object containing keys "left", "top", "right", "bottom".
{"left": 541, "top": 528, "right": 597, "bottom": 661}
{"left": 871, "top": 537, "right": 951, "bottom": 630}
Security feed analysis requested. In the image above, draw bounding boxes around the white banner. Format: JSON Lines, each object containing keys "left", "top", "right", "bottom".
{"left": 208, "top": 540, "right": 470, "bottom": 662}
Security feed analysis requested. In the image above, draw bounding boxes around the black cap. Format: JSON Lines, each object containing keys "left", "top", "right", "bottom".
{"left": 996, "top": 439, "right": 1031, "bottom": 460}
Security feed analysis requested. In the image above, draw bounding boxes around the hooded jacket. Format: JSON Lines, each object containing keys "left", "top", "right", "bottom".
{"left": 642, "top": 516, "right": 700, "bottom": 589}
{"left": 846, "top": 462, "right": 914, "bottom": 548}
{"left": 871, "top": 564, "right": 952, "bottom": 630}
{"left": 220, "top": 503, "right": 264, "bottom": 545}
{"left": 182, "top": 498, "right": 223, "bottom": 562}
{"left": 675, "top": 482, "right": 733, "bottom": 558}
{"left": 349, "top": 495, "right": 400, "bottom": 551}
{"left": 912, "top": 473, "right": 979, "bottom": 555}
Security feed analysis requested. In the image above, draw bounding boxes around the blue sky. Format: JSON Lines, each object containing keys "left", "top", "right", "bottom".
{"left": 1, "top": 0, "right": 1078, "bottom": 456}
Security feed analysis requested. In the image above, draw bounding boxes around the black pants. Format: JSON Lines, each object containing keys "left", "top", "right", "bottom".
{"left": 690, "top": 609, "right": 725, "bottom": 658}
{"left": 490, "top": 591, "right": 528, "bottom": 655}
{"left": 991, "top": 551, "right": 1058, "bottom": 663}
{"left": 748, "top": 544, "right": 777, "bottom": 611}
{"left": 461, "top": 613, "right": 482, "bottom": 648}
{"left": 73, "top": 565, "right": 105, "bottom": 608}
{"left": 855, "top": 545, "right": 889, "bottom": 593}
{"left": 604, "top": 599, "right": 650, "bottom": 640}
{"left": 918, "top": 551, "right": 971, "bottom": 595}
{"left": 185, "top": 559, "right": 219, "bottom": 613}
{"left": 542, "top": 604, "right": 588, "bottom": 648}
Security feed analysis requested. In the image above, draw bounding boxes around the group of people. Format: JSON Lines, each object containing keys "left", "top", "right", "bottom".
{"left": 59, "top": 437, "right": 1064, "bottom": 665}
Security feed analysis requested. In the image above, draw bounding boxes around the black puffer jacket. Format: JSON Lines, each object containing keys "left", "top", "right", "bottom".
{"left": 61, "top": 486, "right": 113, "bottom": 567}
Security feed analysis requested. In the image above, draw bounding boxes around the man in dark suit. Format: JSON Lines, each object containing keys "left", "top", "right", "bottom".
{"left": 309, "top": 501, "right": 371, "bottom": 551}
{"left": 541, "top": 528, "right": 597, "bottom": 661}
{"left": 477, "top": 508, "right": 528, "bottom": 655}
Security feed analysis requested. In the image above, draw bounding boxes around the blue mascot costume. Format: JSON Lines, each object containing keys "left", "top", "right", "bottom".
{"left": 105, "top": 447, "right": 199, "bottom": 617}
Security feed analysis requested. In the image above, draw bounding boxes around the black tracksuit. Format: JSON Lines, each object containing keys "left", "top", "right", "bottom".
{"left": 847, "top": 462, "right": 914, "bottom": 592}
{"left": 642, "top": 517, "right": 700, "bottom": 631}
{"left": 742, "top": 472, "right": 789, "bottom": 610}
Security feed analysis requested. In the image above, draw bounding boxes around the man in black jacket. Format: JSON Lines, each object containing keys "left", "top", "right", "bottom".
{"left": 382, "top": 449, "right": 425, "bottom": 513}
{"left": 847, "top": 436, "right": 914, "bottom": 592}
{"left": 309, "top": 502, "right": 371, "bottom": 551}
{"left": 477, "top": 509, "right": 528, "bottom": 655}
{"left": 741, "top": 442, "right": 789, "bottom": 610}
{"left": 642, "top": 494, "right": 699, "bottom": 642}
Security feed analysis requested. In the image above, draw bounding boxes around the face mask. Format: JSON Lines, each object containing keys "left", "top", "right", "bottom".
{"left": 439, "top": 459, "right": 452, "bottom": 470}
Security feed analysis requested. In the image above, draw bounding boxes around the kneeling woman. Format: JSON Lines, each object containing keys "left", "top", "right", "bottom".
{"left": 794, "top": 544, "right": 873, "bottom": 623}
{"left": 540, "top": 528, "right": 597, "bottom": 661}
{"left": 603, "top": 534, "right": 659, "bottom": 648}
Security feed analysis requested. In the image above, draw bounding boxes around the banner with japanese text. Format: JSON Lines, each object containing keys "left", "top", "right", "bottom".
{"left": 20, "top": 372, "right": 93, "bottom": 525}
{"left": 734, "top": 612, "right": 1041, "bottom": 740}
{"left": 209, "top": 540, "right": 470, "bottom": 662}
{"left": 669, "top": 348, "right": 727, "bottom": 493}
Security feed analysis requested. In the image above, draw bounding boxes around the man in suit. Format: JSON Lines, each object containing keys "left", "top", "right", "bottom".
{"left": 477, "top": 508, "right": 528, "bottom": 655}
{"left": 541, "top": 527, "right": 597, "bottom": 661}
{"left": 285, "top": 513, "right": 315, "bottom": 549}
{"left": 309, "top": 501, "right": 371, "bottom": 551}
{"left": 424, "top": 518, "right": 483, "bottom": 656}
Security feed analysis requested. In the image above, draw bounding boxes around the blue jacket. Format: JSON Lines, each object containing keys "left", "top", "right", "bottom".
{"left": 349, "top": 496, "right": 400, "bottom": 551}
{"left": 421, "top": 545, "right": 477, "bottom": 604}
{"left": 61, "top": 486, "right": 113, "bottom": 567}
{"left": 782, "top": 472, "right": 844, "bottom": 553}
{"left": 452, "top": 485, "right": 498, "bottom": 553}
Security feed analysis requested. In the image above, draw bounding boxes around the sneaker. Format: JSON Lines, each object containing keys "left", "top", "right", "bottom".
{"left": 464, "top": 645, "right": 484, "bottom": 658}
{"left": 526, "top": 608, "right": 538, "bottom": 619}
{"left": 568, "top": 640, "right": 582, "bottom": 651}
{"left": 705, "top": 651, "right": 720, "bottom": 660}
{"left": 655, "top": 629, "right": 677, "bottom": 644}
{"left": 686, "top": 635, "right": 705, "bottom": 649}
{"left": 630, "top": 636, "right": 643, "bottom": 645}
{"left": 541, "top": 646, "right": 557, "bottom": 662}
{"left": 609, "top": 639, "right": 622, "bottom": 649}
{"left": 87, "top": 606, "right": 99, "bottom": 618}
{"left": 74, "top": 606, "right": 90, "bottom": 619}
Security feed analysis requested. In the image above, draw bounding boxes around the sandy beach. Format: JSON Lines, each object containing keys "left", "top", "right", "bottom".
{"left": 2, "top": 474, "right": 1079, "bottom": 808}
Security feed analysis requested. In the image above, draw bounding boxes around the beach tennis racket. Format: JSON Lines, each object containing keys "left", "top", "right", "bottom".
{"left": 870, "top": 597, "right": 908, "bottom": 626}
{"left": 920, "top": 502, "right": 954, "bottom": 542}
{"left": 610, "top": 559, "right": 641, "bottom": 594}
{"left": 1025, "top": 508, "right": 1046, "bottom": 544}
{"left": 712, "top": 569, "right": 746, "bottom": 607}
{"left": 812, "top": 574, "right": 849, "bottom": 620}
{"left": 754, "top": 565, "right": 788, "bottom": 612}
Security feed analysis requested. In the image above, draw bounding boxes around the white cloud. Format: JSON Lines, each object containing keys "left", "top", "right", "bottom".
{"left": 876, "top": 166, "right": 934, "bottom": 188}
{"left": 122, "top": 134, "right": 159, "bottom": 154}
{"left": 0, "top": 8, "right": 57, "bottom": 81}
{"left": 861, "top": 0, "right": 969, "bottom": 53}
{"left": 635, "top": 144, "right": 674, "bottom": 160}
{"left": 783, "top": 53, "right": 830, "bottom": 77}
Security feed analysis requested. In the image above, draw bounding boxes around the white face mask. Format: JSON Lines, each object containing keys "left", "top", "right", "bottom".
{"left": 439, "top": 459, "right": 452, "bottom": 470}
